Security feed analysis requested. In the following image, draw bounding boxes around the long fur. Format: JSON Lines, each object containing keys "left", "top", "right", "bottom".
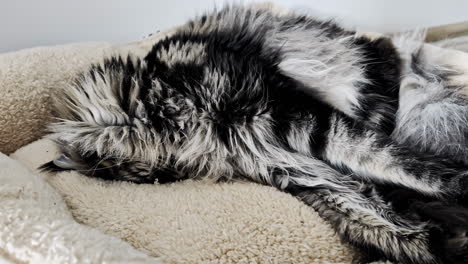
{"left": 43, "top": 5, "right": 468, "bottom": 264}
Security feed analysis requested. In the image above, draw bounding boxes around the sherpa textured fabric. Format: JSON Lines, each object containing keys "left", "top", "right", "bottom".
{"left": 0, "top": 150, "right": 162, "bottom": 264}
{"left": 10, "top": 139, "right": 356, "bottom": 264}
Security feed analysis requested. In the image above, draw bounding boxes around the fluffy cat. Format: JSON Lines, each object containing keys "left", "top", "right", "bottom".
{"left": 42, "top": 5, "right": 468, "bottom": 264}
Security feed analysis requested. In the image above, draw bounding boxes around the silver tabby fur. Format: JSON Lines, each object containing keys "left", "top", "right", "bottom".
{"left": 44, "top": 4, "right": 468, "bottom": 264}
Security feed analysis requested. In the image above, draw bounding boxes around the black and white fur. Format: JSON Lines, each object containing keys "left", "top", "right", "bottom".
{"left": 42, "top": 5, "right": 468, "bottom": 264}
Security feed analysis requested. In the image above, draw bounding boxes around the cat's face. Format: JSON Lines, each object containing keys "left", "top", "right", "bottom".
{"left": 42, "top": 142, "right": 166, "bottom": 183}
{"left": 40, "top": 55, "right": 188, "bottom": 183}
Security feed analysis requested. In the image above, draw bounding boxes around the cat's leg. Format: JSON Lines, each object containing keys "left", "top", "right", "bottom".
{"left": 266, "top": 156, "right": 462, "bottom": 264}
{"left": 320, "top": 112, "right": 468, "bottom": 200}
{"left": 267, "top": 23, "right": 401, "bottom": 134}
{"left": 379, "top": 185, "right": 468, "bottom": 263}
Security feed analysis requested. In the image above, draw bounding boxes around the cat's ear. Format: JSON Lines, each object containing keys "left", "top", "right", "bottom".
{"left": 38, "top": 154, "right": 86, "bottom": 172}
{"left": 38, "top": 160, "right": 66, "bottom": 172}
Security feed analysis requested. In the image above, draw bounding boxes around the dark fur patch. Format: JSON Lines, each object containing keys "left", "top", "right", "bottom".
{"left": 353, "top": 36, "right": 402, "bottom": 135}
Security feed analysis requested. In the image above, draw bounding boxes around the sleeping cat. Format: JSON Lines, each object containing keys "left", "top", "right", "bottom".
{"left": 41, "top": 4, "right": 468, "bottom": 264}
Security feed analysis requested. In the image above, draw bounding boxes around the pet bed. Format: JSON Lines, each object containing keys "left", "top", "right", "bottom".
{"left": 1, "top": 13, "right": 468, "bottom": 264}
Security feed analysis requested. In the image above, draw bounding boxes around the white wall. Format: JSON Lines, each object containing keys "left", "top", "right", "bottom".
{"left": 1, "top": 0, "right": 468, "bottom": 53}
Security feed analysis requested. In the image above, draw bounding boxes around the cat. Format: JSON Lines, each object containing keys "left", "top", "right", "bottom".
{"left": 41, "top": 4, "right": 468, "bottom": 263}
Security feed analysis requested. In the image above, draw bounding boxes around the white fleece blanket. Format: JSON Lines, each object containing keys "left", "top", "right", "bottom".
{"left": 6, "top": 139, "right": 356, "bottom": 264}
{"left": 0, "top": 149, "right": 161, "bottom": 264}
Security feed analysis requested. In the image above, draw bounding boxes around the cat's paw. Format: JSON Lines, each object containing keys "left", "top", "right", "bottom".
{"left": 411, "top": 201, "right": 468, "bottom": 263}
